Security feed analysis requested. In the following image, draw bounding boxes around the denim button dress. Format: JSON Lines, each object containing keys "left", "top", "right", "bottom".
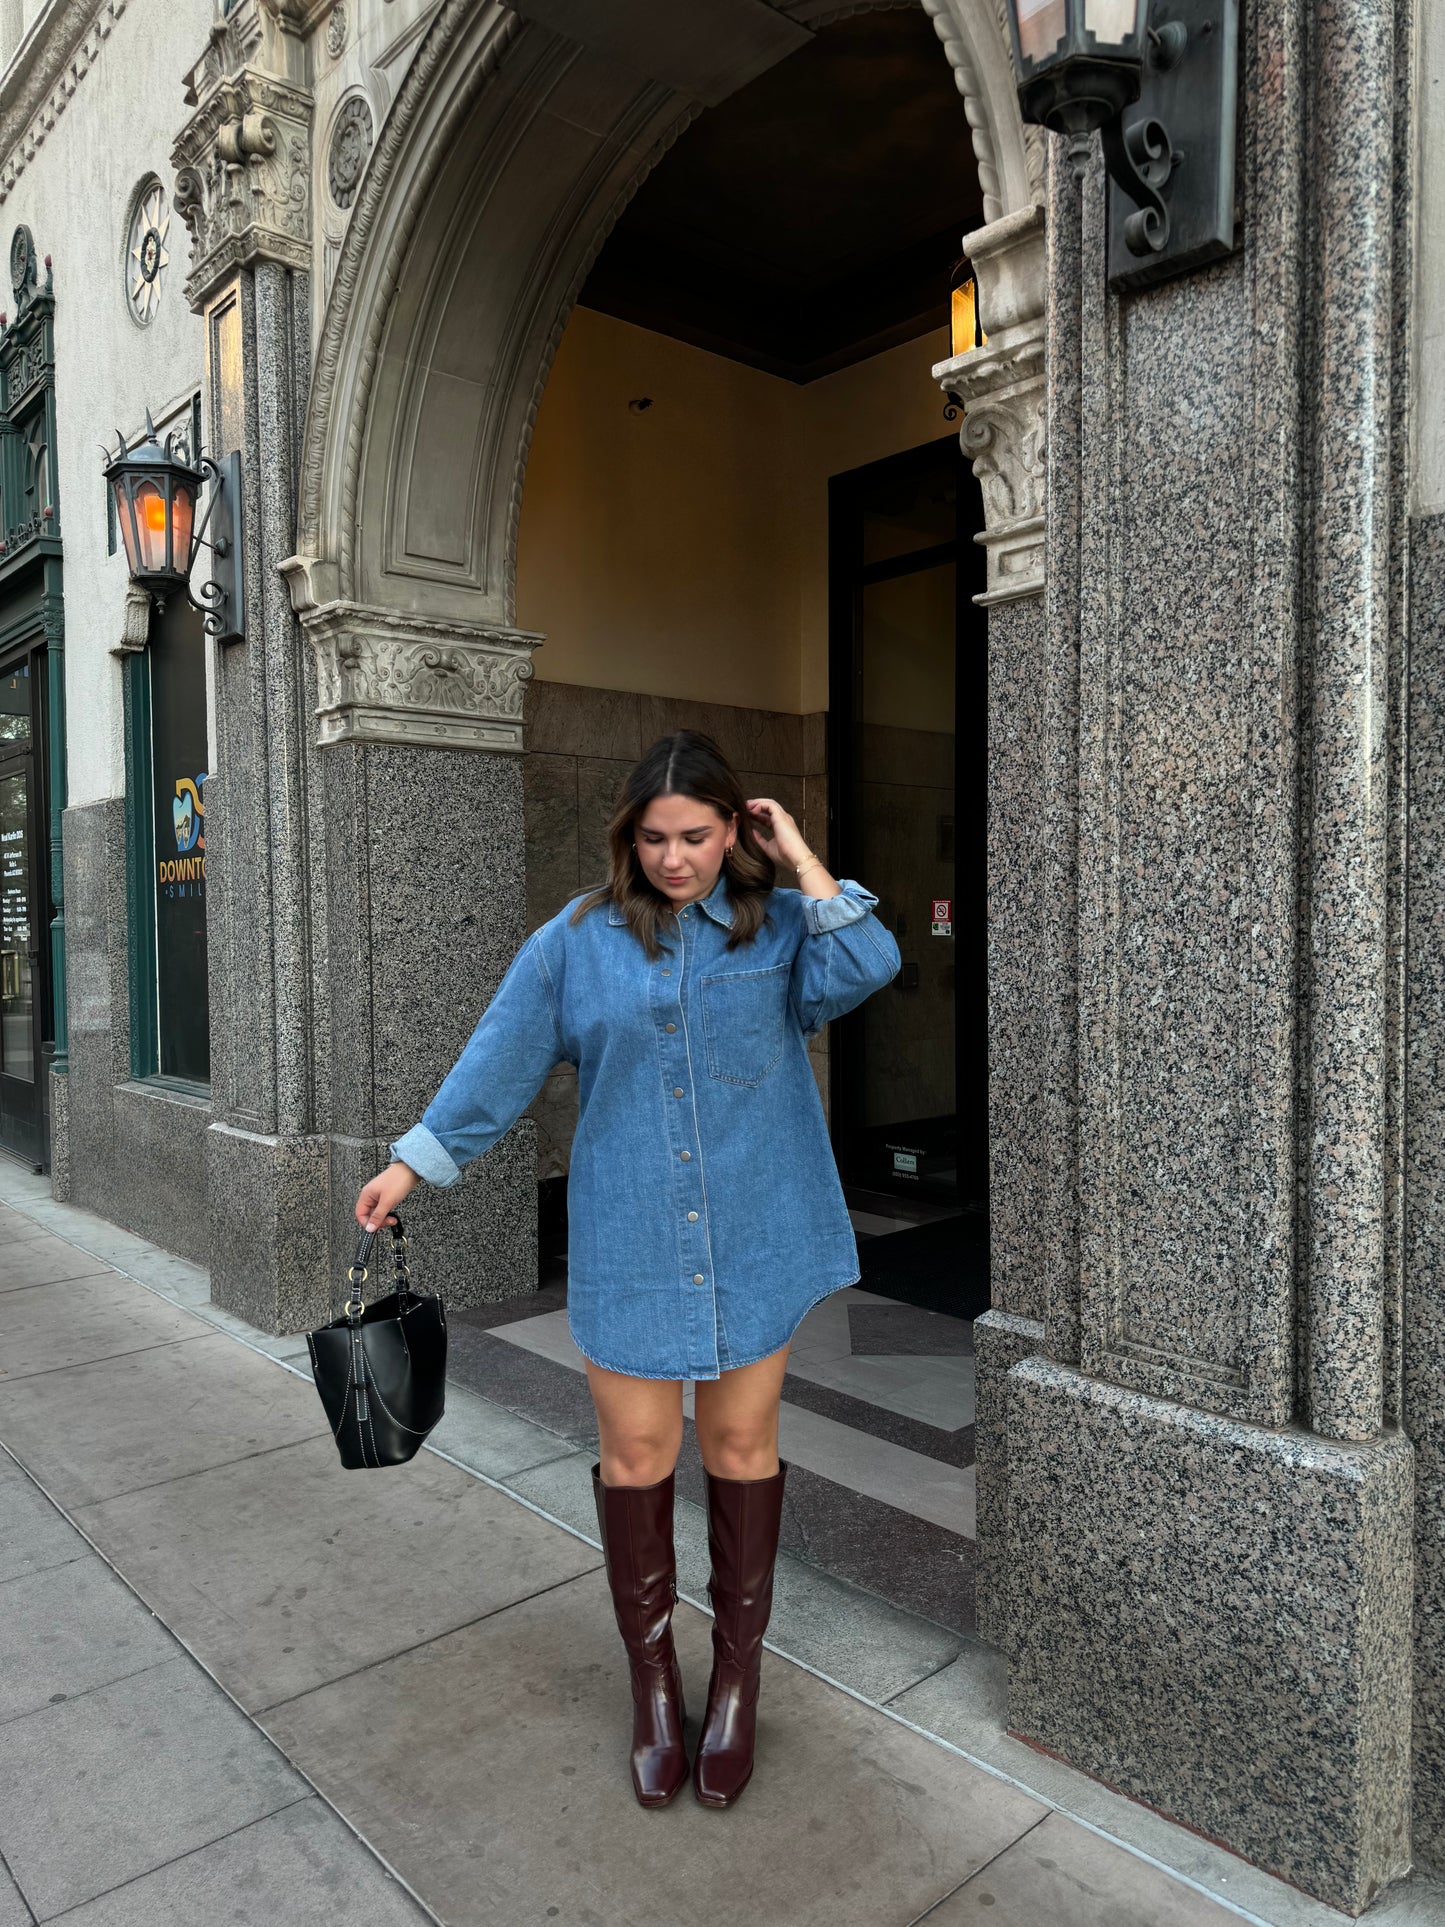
{"left": 390, "top": 871, "right": 901, "bottom": 1380}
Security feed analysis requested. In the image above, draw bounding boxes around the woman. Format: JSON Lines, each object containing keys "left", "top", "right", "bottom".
{"left": 355, "top": 730, "right": 900, "bottom": 1811}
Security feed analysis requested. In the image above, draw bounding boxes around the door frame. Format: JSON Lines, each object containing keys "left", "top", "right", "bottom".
{"left": 0, "top": 640, "right": 51, "bottom": 1168}
{"left": 825, "top": 432, "right": 987, "bottom": 1204}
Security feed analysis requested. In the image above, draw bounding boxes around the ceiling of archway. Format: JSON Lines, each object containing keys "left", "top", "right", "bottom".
{"left": 577, "top": 7, "right": 986, "bottom": 384}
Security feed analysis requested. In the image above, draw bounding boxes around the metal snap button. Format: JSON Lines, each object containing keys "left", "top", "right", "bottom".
{"left": 673, "top": 1086, "right": 684, "bottom": 1097}
{"left": 687, "top": 1210, "right": 698, "bottom": 1221}
{"left": 693, "top": 1273, "right": 704, "bottom": 1285}
{"left": 662, "top": 969, "right": 671, "bottom": 975}
{"left": 680, "top": 1150, "right": 691, "bottom": 1161}
{"left": 665, "top": 1022, "right": 676, "bottom": 1033}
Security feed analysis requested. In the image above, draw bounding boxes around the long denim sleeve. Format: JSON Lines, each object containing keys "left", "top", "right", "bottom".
{"left": 389, "top": 929, "right": 566, "bottom": 1186}
{"left": 789, "top": 880, "right": 901, "bottom": 1037}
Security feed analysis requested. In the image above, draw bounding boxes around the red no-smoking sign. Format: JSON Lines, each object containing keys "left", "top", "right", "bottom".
{"left": 931, "top": 898, "right": 953, "bottom": 922}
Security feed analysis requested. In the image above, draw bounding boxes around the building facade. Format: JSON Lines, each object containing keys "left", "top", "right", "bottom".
{"left": 5, "top": 0, "right": 1442, "bottom": 1911}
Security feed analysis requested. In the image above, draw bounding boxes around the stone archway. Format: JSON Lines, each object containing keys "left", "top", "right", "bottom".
{"left": 170, "top": 0, "right": 1048, "bottom": 1328}
{"left": 280, "top": 0, "right": 1048, "bottom": 711}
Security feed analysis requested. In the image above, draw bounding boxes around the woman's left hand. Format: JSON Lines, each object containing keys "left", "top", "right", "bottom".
{"left": 745, "top": 797, "right": 810, "bottom": 870}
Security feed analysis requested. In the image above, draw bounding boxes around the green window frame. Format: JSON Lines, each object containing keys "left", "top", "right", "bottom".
{"left": 122, "top": 603, "right": 211, "bottom": 1095}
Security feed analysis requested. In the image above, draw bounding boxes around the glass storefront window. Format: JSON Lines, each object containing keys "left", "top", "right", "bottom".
{"left": 147, "top": 598, "right": 209, "bottom": 1083}
{"left": 0, "top": 660, "right": 31, "bottom": 744}
{"left": 0, "top": 769, "right": 32, "bottom": 1083}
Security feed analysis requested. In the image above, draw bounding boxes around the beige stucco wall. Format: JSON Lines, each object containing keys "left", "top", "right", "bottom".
{"left": 515, "top": 305, "right": 953, "bottom": 715}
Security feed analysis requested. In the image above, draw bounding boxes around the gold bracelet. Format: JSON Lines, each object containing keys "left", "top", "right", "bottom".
{"left": 794, "top": 854, "right": 824, "bottom": 880}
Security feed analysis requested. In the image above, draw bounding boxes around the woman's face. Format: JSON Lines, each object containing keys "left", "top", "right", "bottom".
{"left": 634, "top": 793, "right": 737, "bottom": 904}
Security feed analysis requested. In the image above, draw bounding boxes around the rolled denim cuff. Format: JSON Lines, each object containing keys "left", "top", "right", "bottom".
{"left": 389, "top": 1123, "right": 462, "bottom": 1188}
{"left": 800, "top": 878, "right": 879, "bottom": 936}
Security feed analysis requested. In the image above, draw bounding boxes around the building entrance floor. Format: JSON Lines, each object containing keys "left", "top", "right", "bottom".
{"left": 0, "top": 1162, "right": 1439, "bottom": 1926}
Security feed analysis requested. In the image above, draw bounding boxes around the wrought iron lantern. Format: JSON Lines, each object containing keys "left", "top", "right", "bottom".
{"left": 1005, "top": 0, "right": 1152, "bottom": 137}
{"left": 102, "top": 410, "right": 244, "bottom": 643}
{"left": 1003, "top": 0, "right": 1239, "bottom": 292}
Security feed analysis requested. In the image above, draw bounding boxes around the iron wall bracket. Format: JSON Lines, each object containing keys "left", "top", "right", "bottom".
{"left": 1106, "top": 0, "right": 1239, "bottom": 292}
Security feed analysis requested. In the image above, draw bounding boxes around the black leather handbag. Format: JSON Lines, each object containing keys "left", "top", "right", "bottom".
{"left": 307, "top": 1216, "right": 447, "bottom": 1470}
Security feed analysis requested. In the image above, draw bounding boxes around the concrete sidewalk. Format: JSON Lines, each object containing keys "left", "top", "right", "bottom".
{"left": 1, "top": 1169, "right": 1443, "bottom": 1926}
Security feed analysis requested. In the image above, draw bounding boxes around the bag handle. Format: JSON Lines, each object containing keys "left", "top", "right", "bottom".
{"left": 345, "top": 1214, "right": 411, "bottom": 1324}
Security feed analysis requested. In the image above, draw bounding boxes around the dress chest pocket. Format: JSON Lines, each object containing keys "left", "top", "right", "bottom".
{"left": 699, "top": 962, "right": 791, "bottom": 1086}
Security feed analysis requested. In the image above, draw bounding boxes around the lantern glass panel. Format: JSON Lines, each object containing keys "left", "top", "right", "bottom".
{"left": 1082, "top": 0, "right": 1145, "bottom": 50}
{"left": 112, "top": 478, "right": 141, "bottom": 576}
{"left": 1016, "top": 0, "right": 1068, "bottom": 64}
{"left": 950, "top": 276, "right": 980, "bottom": 358}
{"left": 134, "top": 479, "right": 169, "bottom": 575}
{"left": 171, "top": 481, "right": 195, "bottom": 578}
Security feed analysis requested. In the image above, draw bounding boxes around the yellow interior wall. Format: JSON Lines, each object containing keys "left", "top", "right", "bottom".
{"left": 514, "top": 306, "right": 953, "bottom": 715}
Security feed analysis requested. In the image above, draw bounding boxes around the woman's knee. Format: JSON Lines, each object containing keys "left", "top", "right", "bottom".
{"left": 596, "top": 1424, "right": 682, "bottom": 1486}
{"left": 695, "top": 1418, "right": 779, "bottom": 1480}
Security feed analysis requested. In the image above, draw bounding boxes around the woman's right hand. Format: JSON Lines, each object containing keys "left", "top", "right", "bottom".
{"left": 356, "top": 1160, "right": 422, "bottom": 1232}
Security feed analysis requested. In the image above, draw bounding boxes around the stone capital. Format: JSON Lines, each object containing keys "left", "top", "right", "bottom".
{"left": 302, "top": 600, "right": 543, "bottom": 752}
{"left": 934, "top": 205, "right": 1047, "bottom": 607}
{"left": 171, "top": 3, "right": 313, "bottom": 313}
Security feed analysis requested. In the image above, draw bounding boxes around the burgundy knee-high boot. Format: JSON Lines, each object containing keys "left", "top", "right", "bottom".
{"left": 590, "top": 1462, "right": 689, "bottom": 1807}
{"left": 692, "top": 1459, "right": 789, "bottom": 1808}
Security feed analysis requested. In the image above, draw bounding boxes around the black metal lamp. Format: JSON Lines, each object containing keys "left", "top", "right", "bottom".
{"left": 102, "top": 410, "right": 244, "bottom": 643}
{"left": 1003, "top": 0, "right": 1239, "bottom": 291}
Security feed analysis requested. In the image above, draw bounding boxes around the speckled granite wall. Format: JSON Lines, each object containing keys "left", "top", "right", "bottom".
{"left": 986, "top": 597, "right": 1045, "bottom": 1324}
{"left": 56, "top": 798, "right": 211, "bottom": 1268}
{"left": 315, "top": 741, "right": 541, "bottom": 1322}
{"left": 1001, "top": 0, "right": 1418, "bottom": 1902}
{"left": 1406, "top": 511, "right": 1445, "bottom": 1866}
{"left": 1008, "top": 1361, "right": 1414, "bottom": 1915}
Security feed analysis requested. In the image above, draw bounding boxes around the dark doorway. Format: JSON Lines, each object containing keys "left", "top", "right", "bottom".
{"left": 0, "top": 651, "right": 50, "bottom": 1168}
{"left": 828, "top": 436, "right": 989, "bottom": 1317}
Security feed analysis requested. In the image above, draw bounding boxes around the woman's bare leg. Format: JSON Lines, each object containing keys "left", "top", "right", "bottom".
{"left": 584, "top": 1360, "right": 685, "bottom": 1486}
{"left": 692, "top": 1342, "right": 790, "bottom": 1479}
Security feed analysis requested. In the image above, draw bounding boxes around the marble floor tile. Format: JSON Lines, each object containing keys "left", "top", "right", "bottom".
{"left": 486, "top": 1307, "right": 976, "bottom": 1535}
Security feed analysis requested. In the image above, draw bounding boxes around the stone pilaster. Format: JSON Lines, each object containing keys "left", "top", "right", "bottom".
{"left": 937, "top": 201, "right": 1051, "bottom": 1642}
{"left": 173, "top": 0, "right": 330, "bottom": 1330}
{"left": 997, "top": 1, "right": 1415, "bottom": 1910}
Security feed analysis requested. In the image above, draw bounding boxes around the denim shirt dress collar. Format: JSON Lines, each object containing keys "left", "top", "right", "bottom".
{"left": 390, "top": 869, "right": 901, "bottom": 1381}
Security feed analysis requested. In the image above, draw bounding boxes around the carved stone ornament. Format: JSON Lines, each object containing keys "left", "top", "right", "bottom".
{"left": 326, "top": 2, "right": 346, "bottom": 56}
{"left": 328, "top": 96, "right": 372, "bottom": 212}
{"left": 110, "top": 581, "right": 154, "bottom": 658}
{"left": 171, "top": 48, "right": 313, "bottom": 313}
{"left": 303, "top": 601, "right": 543, "bottom": 751}
{"left": 933, "top": 204, "right": 1047, "bottom": 605}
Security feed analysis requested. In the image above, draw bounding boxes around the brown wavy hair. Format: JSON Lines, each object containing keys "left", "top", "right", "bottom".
{"left": 569, "top": 731, "right": 776, "bottom": 960}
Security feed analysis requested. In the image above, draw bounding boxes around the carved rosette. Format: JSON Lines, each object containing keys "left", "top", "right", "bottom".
{"left": 304, "top": 602, "right": 543, "bottom": 752}
{"left": 171, "top": 67, "right": 313, "bottom": 312}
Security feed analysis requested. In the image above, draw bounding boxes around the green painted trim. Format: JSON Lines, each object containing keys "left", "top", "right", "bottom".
{"left": 45, "top": 612, "right": 66, "bottom": 1071}
{"left": 121, "top": 647, "right": 158, "bottom": 1079}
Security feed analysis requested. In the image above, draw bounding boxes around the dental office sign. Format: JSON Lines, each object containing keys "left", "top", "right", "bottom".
{"left": 159, "top": 773, "right": 206, "bottom": 896}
